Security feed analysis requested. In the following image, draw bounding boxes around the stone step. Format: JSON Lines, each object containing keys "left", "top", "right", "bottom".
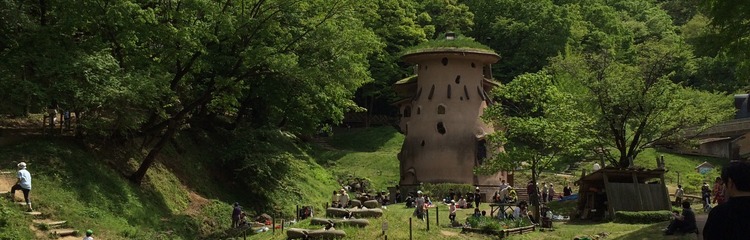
{"left": 51, "top": 229, "right": 78, "bottom": 237}
{"left": 15, "top": 202, "right": 29, "bottom": 205}
{"left": 23, "top": 211, "right": 42, "bottom": 216}
{"left": 0, "top": 171, "right": 12, "bottom": 174}
{"left": 33, "top": 220, "right": 67, "bottom": 228}
{"left": 0, "top": 191, "right": 8, "bottom": 195}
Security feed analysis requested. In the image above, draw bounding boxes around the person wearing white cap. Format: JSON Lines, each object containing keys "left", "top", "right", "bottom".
{"left": 10, "top": 162, "right": 33, "bottom": 211}
{"left": 449, "top": 200, "right": 457, "bottom": 223}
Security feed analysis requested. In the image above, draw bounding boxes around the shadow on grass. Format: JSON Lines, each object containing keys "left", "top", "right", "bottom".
{"left": 611, "top": 221, "right": 698, "bottom": 240}
{"left": 328, "top": 127, "right": 402, "bottom": 152}
{"left": 0, "top": 139, "right": 201, "bottom": 239}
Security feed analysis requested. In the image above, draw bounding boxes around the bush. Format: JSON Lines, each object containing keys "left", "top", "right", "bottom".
{"left": 466, "top": 216, "right": 532, "bottom": 231}
{"left": 421, "top": 183, "right": 474, "bottom": 200}
{"left": 614, "top": 210, "right": 673, "bottom": 224}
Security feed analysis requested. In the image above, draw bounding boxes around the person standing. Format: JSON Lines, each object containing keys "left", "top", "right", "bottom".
{"left": 541, "top": 183, "right": 548, "bottom": 203}
{"left": 231, "top": 202, "right": 242, "bottom": 228}
{"left": 10, "top": 162, "right": 33, "bottom": 212}
{"left": 701, "top": 182, "right": 711, "bottom": 208}
{"left": 499, "top": 179, "right": 509, "bottom": 191}
{"left": 414, "top": 191, "right": 425, "bottom": 220}
{"left": 449, "top": 200, "right": 457, "bottom": 223}
{"left": 703, "top": 161, "right": 750, "bottom": 240}
{"left": 339, "top": 189, "right": 350, "bottom": 208}
{"left": 675, "top": 185, "right": 684, "bottom": 205}
{"left": 548, "top": 184, "right": 556, "bottom": 202}
{"left": 713, "top": 177, "right": 725, "bottom": 205}
{"left": 474, "top": 187, "right": 482, "bottom": 208}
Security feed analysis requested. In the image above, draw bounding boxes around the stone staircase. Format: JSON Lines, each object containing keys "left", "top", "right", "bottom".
{"left": 1, "top": 173, "right": 80, "bottom": 238}
{"left": 514, "top": 187, "right": 529, "bottom": 202}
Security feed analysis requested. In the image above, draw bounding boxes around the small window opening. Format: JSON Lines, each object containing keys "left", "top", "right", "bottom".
{"left": 438, "top": 105, "right": 446, "bottom": 114}
{"left": 437, "top": 122, "right": 446, "bottom": 135}
{"left": 442, "top": 57, "right": 448, "bottom": 66}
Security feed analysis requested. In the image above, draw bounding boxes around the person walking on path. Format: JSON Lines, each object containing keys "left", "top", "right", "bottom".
{"left": 449, "top": 200, "right": 457, "bottom": 223}
{"left": 9, "top": 162, "right": 33, "bottom": 212}
{"left": 703, "top": 161, "right": 750, "bottom": 240}
{"left": 701, "top": 182, "right": 712, "bottom": 209}
{"left": 83, "top": 229, "right": 94, "bottom": 240}
{"left": 675, "top": 185, "right": 684, "bottom": 205}
{"left": 231, "top": 202, "right": 242, "bottom": 228}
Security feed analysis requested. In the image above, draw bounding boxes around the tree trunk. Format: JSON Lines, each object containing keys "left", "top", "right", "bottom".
{"left": 129, "top": 119, "right": 178, "bottom": 184}
{"left": 530, "top": 165, "right": 541, "bottom": 223}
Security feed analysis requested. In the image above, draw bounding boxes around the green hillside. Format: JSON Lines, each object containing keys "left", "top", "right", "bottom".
{"left": 0, "top": 129, "right": 338, "bottom": 239}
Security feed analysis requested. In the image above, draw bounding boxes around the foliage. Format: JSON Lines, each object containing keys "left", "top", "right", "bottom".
{"left": 548, "top": 38, "right": 734, "bottom": 167}
{"left": 464, "top": 0, "right": 572, "bottom": 82}
{"left": 479, "top": 71, "right": 590, "bottom": 217}
{"left": 466, "top": 216, "right": 532, "bottom": 231}
{"left": 0, "top": 201, "right": 35, "bottom": 240}
{"left": 614, "top": 210, "right": 674, "bottom": 224}
{"left": 421, "top": 183, "right": 474, "bottom": 199}
{"left": 417, "top": 0, "right": 474, "bottom": 39}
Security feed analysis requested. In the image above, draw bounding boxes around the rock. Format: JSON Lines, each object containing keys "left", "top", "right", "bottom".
{"left": 363, "top": 200, "right": 380, "bottom": 208}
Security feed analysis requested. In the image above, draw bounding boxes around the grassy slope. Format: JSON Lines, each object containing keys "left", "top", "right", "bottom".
{"left": 0, "top": 129, "right": 338, "bottom": 239}
{"left": 315, "top": 127, "right": 403, "bottom": 191}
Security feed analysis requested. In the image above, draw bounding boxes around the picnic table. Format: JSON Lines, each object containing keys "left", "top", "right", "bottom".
{"left": 489, "top": 203, "right": 516, "bottom": 218}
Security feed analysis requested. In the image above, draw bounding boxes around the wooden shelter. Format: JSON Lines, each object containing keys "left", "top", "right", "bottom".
{"left": 575, "top": 167, "right": 670, "bottom": 220}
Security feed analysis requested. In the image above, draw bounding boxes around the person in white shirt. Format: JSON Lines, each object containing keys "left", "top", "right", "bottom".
{"left": 449, "top": 200, "right": 457, "bottom": 223}
{"left": 414, "top": 191, "right": 425, "bottom": 220}
{"left": 338, "top": 189, "right": 350, "bottom": 208}
{"left": 457, "top": 197, "right": 467, "bottom": 209}
{"left": 675, "top": 185, "right": 684, "bottom": 205}
{"left": 499, "top": 179, "right": 509, "bottom": 192}
{"left": 512, "top": 201, "right": 529, "bottom": 220}
{"left": 10, "top": 162, "right": 32, "bottom": 211}
{"left": 83, "top": 229, "right": 94, "bottom": 240}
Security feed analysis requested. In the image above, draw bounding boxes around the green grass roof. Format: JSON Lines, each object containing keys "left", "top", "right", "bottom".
{"left": 401, "top": 36, "right": 496, "bottom": 57}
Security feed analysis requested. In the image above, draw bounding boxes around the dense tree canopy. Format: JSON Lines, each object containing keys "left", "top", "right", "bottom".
{"left": 0, "top": 0, "right": 746, "bottom": 183}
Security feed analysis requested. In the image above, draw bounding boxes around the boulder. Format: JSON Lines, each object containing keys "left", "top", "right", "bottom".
{"left": 310, "top": 218, "right": 370, "bottom": 228}
{"left": 286, "top": 228, "right": 346, "bottom": 239}
{"left": 349, "top": 199, "right": 362, "bottom": 208}
{"left": 363, "top": 200, "right": 380, "bottom": 208}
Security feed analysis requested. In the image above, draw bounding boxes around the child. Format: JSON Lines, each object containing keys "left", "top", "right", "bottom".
{"left": 449, "top": 201, "right": 457, "bottom": 222}
{"left": 83, "top": 229, "right": 94, "bottom": 240}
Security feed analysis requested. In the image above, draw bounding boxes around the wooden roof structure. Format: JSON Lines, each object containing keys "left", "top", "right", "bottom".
{"left": 576, "top": 167, "right": 670, "bottom": 220}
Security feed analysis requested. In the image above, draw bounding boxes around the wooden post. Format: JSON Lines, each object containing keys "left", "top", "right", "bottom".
{"left": 296, "top": 205, "right": 299, "bottom": 222}
{"left": 436, "top": 206, "right": 439, "bottom": 227}
{"left": 281, "top": 219, "right": 285, "bottom": 231}
{"left": 632, "top": 172, "right": 644, "bottom": 210}
{"left": 409, "top": 217, "right": 413, "bottom": 240}
{"left": 272, "top": 214, "right": 275, "bottom": 234}
{"left": 426, "top": 209, "right": 430, "bottom": 231}
{"left": 602, "top": 172, "right": 615, "bottom": 220}
{"left": 659, "top": 173, "right": 671, "bottom": 210}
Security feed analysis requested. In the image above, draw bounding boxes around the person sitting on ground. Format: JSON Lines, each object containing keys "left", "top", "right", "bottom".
{"left": 472, "top": 208, "right": 482, "bottom": 218}
{"left": 375, "top": 192, "right": 384, "bottom": 205}
{"left": 481, "top": 210, "right": 487, "bottom": 217}
{"left": 457, "top": 197, "right": 468, "bottom": 209}
{"left": 238, "top": 212, "right": 249, "bottom": 227}
{"left": 324, "top": 221, "right": 335, "bottom": 231}
{"left": 83, "top": 229, "right": 94, "bottom": 240}
{"left": 512, "top": 201, "right": 529, "bottom": 220}
{"left": 331, "top": 190, "right": 339, "bottom": 206}
{"left": 703, "top": 161, "right": 750, "bottom": 240}
{"left": 664, "top": 201, "right": 697, "bottom": 235}
{"left": 508, "top": 187, "right": 518, "bottom": 203}
{"left": 563, "top": 183, "right": 572, "bottom": 197}
{"left": 492, "top": 191, "right": 501, "bottom": 203}
{"left": 405, "top": 194, "right": 414, "bottom": 208}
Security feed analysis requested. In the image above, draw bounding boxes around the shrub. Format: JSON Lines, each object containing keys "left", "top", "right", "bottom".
{"left": 466, "top": 216, "right": 532, "bottom": 231}
{"left": 421, "top": 183, "right": 474, "bottom": 200}
{"left": 614, "top": 210, "right": 673, "bottom": 224}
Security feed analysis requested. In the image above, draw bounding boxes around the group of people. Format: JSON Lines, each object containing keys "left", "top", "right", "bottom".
{"left": 442, "top": 187, "right": 482, "bottom": 208}
{"left": 6, "top": 162, "right": 96, "bottom": 240}
{"left": 491, "top": 180, "right": 518, "bottom": 203}
{"left": 331, "top": 188, "right": 391, "bottom": 208}
{"left": 526, "top": 181, "right": 573, "bottom": 203}
{"left": 663, "top": 161, "right": 750, "bottom": 239}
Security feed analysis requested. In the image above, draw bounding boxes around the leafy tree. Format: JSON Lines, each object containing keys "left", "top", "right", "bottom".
{"left": 548, "top": 39, "right": 734, "bottom": 167}
{"left": 463, "top": 0, "right": 572, "bottom": 82}
{"left": 479, "top": 71, "right": 590, "bottom": 220}
{"left": 417, "top": 0, "right": 474, "bottom": 39}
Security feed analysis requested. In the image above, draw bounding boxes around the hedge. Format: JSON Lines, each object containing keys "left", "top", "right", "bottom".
{"left": 421, "top": 183, "right": 474, "bottom": 200}
{"left": 614, "top": 210, "right": 673, "bottom": 224}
